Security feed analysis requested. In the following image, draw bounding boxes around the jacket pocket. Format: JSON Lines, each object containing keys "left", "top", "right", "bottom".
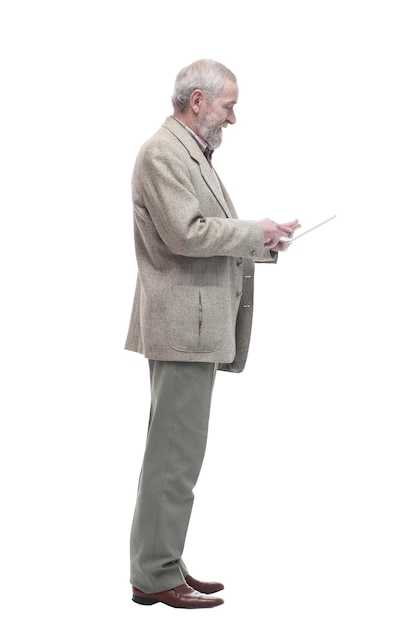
{"left": 169, "top": 286, "right": 226, "bottom": 353}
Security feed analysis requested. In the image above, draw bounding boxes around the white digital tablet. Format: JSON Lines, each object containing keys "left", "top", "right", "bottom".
{"left": 279, "top": 214, "right": 337, "bottom": 243}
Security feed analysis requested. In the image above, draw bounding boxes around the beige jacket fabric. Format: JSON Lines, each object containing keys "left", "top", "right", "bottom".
{"left": 125, "top": 116, "right": 276, "bottom": 372}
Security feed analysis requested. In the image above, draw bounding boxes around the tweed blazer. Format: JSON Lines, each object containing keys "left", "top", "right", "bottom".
{"left": 125, "top": 116, "right": 277, "bottom": 372}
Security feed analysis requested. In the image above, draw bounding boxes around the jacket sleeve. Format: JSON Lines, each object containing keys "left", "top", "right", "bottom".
{"left": 136, "top": 140, "right": 267, "bottom": 259}
{"left": 254, "top": 248, "right": 278, "bottom": 263}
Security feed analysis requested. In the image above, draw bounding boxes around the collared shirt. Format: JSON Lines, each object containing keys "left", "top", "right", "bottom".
{"left": 171, "top": 116, "right": 213, "bottom": 164}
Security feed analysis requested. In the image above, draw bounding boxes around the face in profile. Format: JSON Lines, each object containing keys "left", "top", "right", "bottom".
{"left": 196, "top": 79, "right": 238, "bottom": 149}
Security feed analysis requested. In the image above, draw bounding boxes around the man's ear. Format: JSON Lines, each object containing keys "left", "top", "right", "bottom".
{"left": 190, "top": 89, "right": 203, "bottom": 113}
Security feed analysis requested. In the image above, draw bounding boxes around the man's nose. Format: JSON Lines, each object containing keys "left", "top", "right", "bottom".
{"left": 227, "top": 109, "right": 236, "bottom": 125}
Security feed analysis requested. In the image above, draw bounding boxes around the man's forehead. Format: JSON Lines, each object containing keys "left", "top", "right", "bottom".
{"left": 219, "top": 79, "right": 239, "bottom": 103}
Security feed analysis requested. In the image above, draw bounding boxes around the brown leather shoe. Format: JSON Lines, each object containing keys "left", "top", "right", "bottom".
{"left": 185, "top": 574, "right": 224, "bottom": 594}
{"left": 132, "top": 583, "right": 224, "bottom": 609}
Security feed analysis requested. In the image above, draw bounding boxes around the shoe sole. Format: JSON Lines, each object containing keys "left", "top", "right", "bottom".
{"left": 132, "top": 595, "right": 159, "bottom": 606}
{"left": 132, "top": 595, "right": 222, "bottom": 609}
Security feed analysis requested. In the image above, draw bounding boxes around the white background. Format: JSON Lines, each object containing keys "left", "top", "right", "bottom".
{"left": 1, "top": 1, "right": 417, "bottom": 624}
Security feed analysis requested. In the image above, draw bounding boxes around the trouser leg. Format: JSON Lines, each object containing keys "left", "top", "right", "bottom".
{"left": 130, "top": 360, "right": 217, "bottom": 593}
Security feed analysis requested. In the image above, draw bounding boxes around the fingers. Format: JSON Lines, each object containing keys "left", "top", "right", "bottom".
{"left": 259, "top": 218, "right": 300, "bottom": 249}
{"left": 270, "top": 240, "right": 291, "bottom": 252}
{"left": 282, "top": 219, "right": 301, "bottom": 231}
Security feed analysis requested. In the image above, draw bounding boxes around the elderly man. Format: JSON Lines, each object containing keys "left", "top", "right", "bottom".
{"left": 125, "top": 58, "right": 298, "bottom": 609}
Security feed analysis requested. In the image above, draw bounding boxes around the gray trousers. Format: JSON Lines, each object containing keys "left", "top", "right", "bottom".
{"left": 130, "top": 360, "right": 218, "bottom": 593}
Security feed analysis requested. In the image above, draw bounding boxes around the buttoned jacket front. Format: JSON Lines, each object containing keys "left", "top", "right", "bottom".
{"left": 125, "top": 116, "right": 276, "bottom": 372}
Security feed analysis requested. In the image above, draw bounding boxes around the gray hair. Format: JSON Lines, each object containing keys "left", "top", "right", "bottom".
{"left": 171, "top": 59, "right": 237, "bottom": 111}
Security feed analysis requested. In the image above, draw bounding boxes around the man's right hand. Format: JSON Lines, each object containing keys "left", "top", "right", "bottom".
{"left": 258, "top": 218, "right": 299, "bottom": 249}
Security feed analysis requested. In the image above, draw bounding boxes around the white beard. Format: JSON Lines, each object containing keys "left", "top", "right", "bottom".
{"left": 196, "top": 117, "right": 223, "bottom": 150}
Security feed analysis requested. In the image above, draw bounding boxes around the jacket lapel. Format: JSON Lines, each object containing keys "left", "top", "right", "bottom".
{"left": 199, "top": 163, "right": 233, "bottom": 218}
{"left": 163, "top": 117, "right": 232, "bottom": 219}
